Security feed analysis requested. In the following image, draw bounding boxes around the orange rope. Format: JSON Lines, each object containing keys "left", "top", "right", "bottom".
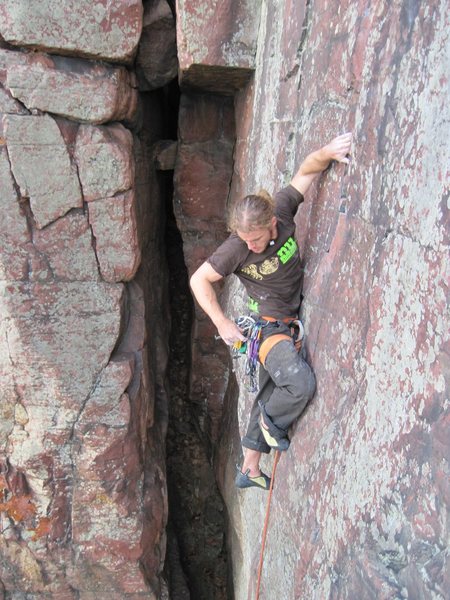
{"left": 255, "top": 450, "right": 281, "bottom": 600}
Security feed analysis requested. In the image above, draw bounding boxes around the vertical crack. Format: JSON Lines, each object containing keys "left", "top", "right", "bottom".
{"left": 297, "top": 0, "right": 313, "bottom": 91}
{"left": 162, "top": 170, "right": 229, "bottom": 599}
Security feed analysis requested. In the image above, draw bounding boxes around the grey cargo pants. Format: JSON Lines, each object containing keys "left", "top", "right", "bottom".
{"left": 241, "top": 327, "right": 316, "bottom": 453}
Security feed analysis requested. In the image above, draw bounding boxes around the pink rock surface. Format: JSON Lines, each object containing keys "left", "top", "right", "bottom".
{"left": 3, "top": 49, "right": 138, "bottom": 124}
{"left": 88, "top": 190, "right": 141, "bottom": 282}
{"left": 0, "top": 42, "right": 165, "bottom": 598}
{"left": 0, "top": 0, "right": 143, "bottom": 63}
{"left": 173, "top": 1, "right": 449, "bottom": 599}
{"left": 33, "top": 212, "right": 100, "bottom": 281}
{"left": 3, "top": 114, "right": 82, "bottom": 228}
{"left": 175, "top": 142, "right": 233, "bottom": 219}
{"left": 176, "top": 0, "right": 259, "bottom": 93}
{"left": 0, "top": 86, "right": 29, "bottom": 115}
{"left": 0, "top": 0, "right": 447, "bottom": 597}
{"left": 75, "top": 123, "right": 134, "bottom": 202}
{"left": 0, "top": 276, "right": 164, "bottom": 594}
{"left": 136, "top": 0, "right": 178, "bottom": 90}
{"left": 173, "top": 93, "right": 235, "bottom": 441}
{"left": 208, "top": 2, "right": 449, "bottom": 599}
{"left": 0, "top": 146, "right": 30, "bottom": 281}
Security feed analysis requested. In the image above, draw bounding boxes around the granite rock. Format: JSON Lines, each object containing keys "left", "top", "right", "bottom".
{"left": 3, "top": 49, "right": 138, "bottom": 125}
{"left": 170, "top": 0, "right": 450, "bottom": 598}
{"left": 176, "top": 0, "right": 259, "bottom": 93}
{"left": 88, "top": 191, "right": 141, "bottom": 283}
{"left": 136, "top": 0, "right": 178, "bottom": 90}
{"left": 209, "top": 1, "right": 450, "bottom": 599}
{"left": 173, "top": 93, "right": 235, "bottom": 442}
{"left": 0, "top": 37, "right": 166, "bottom": 597}
{"left": 1, "top": 0, "right": 448, "bottom": 598}
{"left": 75, "top": 123, "right": 134, "bottom": 202}
{"left": 0, "top": 0, "right": 143, "bottom": 63}
{"left": 3, "top": 114, "right": 82, "bottom": 229}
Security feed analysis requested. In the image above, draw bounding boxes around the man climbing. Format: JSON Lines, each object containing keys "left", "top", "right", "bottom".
{"left": 190, "top": 132, "right": 353, "bottom": 490}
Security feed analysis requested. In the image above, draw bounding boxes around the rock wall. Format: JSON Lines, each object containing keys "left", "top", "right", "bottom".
{"left": 1, "top": 0, "right": 449, "bottom": 599}
{"left": 0, "top": 1, "right": 172, "bottom": 597}
{"left": 175, "top": 1, "right": 449, "bottom": 599}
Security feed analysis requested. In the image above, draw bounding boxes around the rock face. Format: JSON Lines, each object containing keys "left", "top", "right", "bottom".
{"left": 176, "top": 0, "right": 259, "bottom": 93}
{"left": 2, "top": 49, "right": 138, "bottom": 125}
{"left": 3, "top": 113, "right": 82, "bottom": 229}
{"left": 0, "top": 0, "right": 143, "bottom": 63}
{"left": 174, "top": 92, "right": 236, "bottom": 444}
{"left": 1, "top": 0, "right": 448, "bottom": 598}
{"left": 0, "top": 1, "right": 168, "bottom": 597}
{"left": 136, "top": 0, "right": 178, "bottom": 90}
{"left": 175, "top": 1, "right": 449, "bottom": 599}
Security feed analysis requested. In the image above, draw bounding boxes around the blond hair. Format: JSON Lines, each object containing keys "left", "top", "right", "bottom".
{"left": 228, "top": 189, "right": 274, "bottom": 233}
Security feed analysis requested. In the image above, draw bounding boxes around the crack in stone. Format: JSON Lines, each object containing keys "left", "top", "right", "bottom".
{"left": 86, "top": 209, "right": 104, "bottom": 280}
{"left": 62, "top": 363, "right": 111, "bottom": 546}
{"left": 296, "top": 0, "right": 312, "bottom": 91}
{"left": 2, "top": 144, "right": 61, "bottom": 281}
{"left": 0, "top": 81, "right": 31, "bottom": 115}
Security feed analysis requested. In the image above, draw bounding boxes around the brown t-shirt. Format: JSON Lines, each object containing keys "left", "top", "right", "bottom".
{"left": 208, "top": 185, "right": 304, "bottom": 319}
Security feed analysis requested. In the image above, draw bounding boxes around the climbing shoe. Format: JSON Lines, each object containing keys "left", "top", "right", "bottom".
{"left": 235, "top": 465, "right": 271, "bottom": 491}
{"left": 259, "top": 417, "right": 290, "bottom": 451}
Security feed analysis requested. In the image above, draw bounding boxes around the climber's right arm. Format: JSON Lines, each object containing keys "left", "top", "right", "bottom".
{"left": 291, "top": 132, "right": 352, "bottom": 194}
{"left": 190, "top": 262, "right": 246, "bottom": 345}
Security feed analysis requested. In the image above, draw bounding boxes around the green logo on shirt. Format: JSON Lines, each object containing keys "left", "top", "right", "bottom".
{"left": 277, "top": 237, "right": 297, "bottom": 264}
{"left": 248, "top": 297, "right": 259, "bottom": 312}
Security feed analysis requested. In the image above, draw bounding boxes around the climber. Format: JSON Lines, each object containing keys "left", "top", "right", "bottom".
{"left": 190, "top": 132, "right": 353, "bottom": 490}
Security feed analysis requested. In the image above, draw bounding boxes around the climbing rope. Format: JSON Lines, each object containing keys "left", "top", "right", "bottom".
{"left": 230, "top": 317, "right": 299, "bottom": 596}
{"left": 255, "top": 450, "right": 281, "bottom": 600}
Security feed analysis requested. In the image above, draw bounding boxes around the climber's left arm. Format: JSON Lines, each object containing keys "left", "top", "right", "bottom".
{"left": 290, "top": 132, "right": 352, "bottom": 195}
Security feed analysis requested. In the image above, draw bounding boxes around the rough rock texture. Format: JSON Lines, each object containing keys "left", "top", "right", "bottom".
{"left": 74, "top": 122, "right": 142, "bottom": 282}
{"left": 136, "top": 0, "right": 178, "bottom": 91}
{"left": 88, "top": 191, "right": 141, "bottom": 283}
{"left": 175, "top": 1, "right": 449, "bottom": 599}
{"left": 0, "top": 0, "right": 143, "bottom": 63}
{"left": 2, "top": 0, "right": 449, "bottom": 598}
{"left": 154, "top": 140, "right": 178, "bottom": 171}
{"left": 1, "top": 48, "right": 138, "bottom": 125}
{"left": 0, "top": 1, "right": 169, "bottom": 596}
{"left": 175, "top": 0, "right": 260, "bottom": 93}
{"left": 3, "top": 114, "right": 82, "bottom": 229}
{"left": 75, "top": 123, "right": 135, "bottom": 202}
{"left": 173, "top": 92, "right": 235, "bottom": 444}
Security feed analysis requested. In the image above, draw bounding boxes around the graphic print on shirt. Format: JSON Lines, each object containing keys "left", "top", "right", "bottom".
{"left": 259, "top": 257, "right": 279, "bottom": 275}
{"left": 241, "top": 264, "right": 264, "bottom": 280}
{"left": 240, "top": 237, "right": 298, "bottom": 280}
{"left": 277, "top": 236, "right": 297, "bottom": 264}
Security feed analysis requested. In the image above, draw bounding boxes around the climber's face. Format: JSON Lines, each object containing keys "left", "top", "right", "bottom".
{"left": 237, "top": 217, "right": 278, "bottom": 254}
{"left": 238, "top": 228, "right": 272, "bottom": 253}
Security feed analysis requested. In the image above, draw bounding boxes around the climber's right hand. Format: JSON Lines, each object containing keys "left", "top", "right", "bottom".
{"left": 216, "top": 317, "right": 246, "bottom": 346}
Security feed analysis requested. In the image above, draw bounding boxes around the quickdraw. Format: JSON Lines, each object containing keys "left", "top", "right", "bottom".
{"left": 231, "top": 315, "right": 263, "bottom": 392}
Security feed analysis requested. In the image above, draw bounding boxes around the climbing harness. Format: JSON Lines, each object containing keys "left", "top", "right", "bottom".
{"left": 231, "top": 316, "right": 264, "bottom": 392}
{"left": 255, "top": 450, "right": 281, "bottom": 600}
{"left": 231, "top": 315, "right": 305, "bottom": 390}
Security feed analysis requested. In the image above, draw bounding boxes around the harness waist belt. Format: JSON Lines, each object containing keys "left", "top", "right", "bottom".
{"left": 261, "top": 315, "right": 297, "bottom": 324}
{"left": 258, "top": 334, "right": 291, "bottom": 367}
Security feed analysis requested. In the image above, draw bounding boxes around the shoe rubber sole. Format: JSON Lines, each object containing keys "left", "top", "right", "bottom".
{"left": 235, "top": 466, "right": 271, "bottom": 490}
